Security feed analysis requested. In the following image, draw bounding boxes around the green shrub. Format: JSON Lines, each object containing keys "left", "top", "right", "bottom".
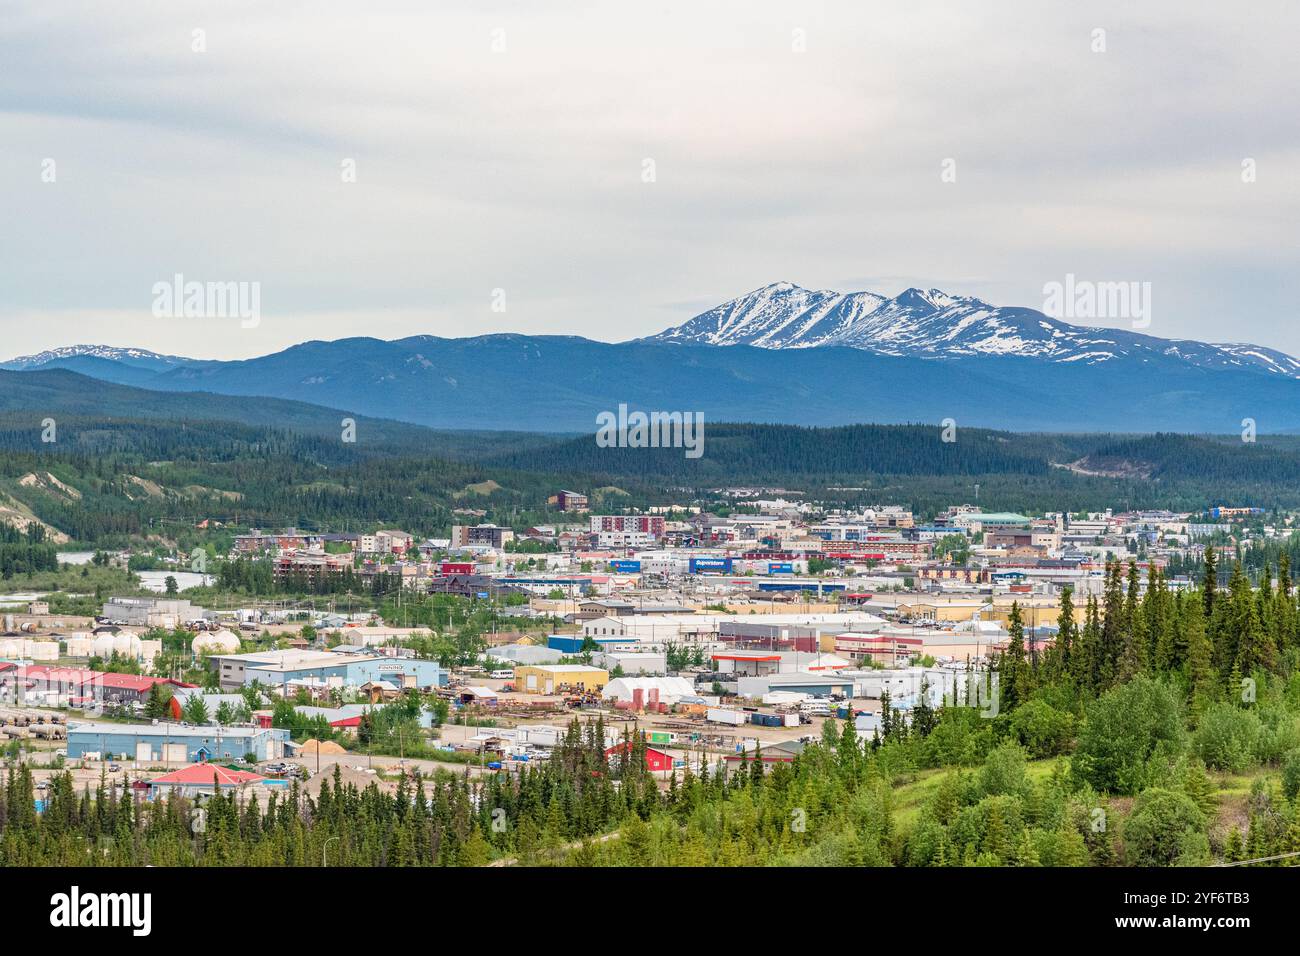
{"left": 1281, "top": 749, "right": 1300, "bottom": 802}
{"left": 977, "top": 742, "right": 1029, "bottom": 797}
{"left": 1072, "top": 677, "right": 1183, "bottom": 794}
{"left": 1009, "top": 699, "right": 1076, "bottom": 757}
{"left": 1253, "top": 704, "right": 1300, "bottom": 764}
{"left": 1191, "top": 703, "right": 1262, "bottom": 773}
{"left": 1121, "top": 788, "right": 1206, "bottom": 866}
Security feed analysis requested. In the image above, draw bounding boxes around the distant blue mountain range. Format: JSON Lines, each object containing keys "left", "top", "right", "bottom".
{"left": 5, "top": 283, "right": 1300, "bottom": 433}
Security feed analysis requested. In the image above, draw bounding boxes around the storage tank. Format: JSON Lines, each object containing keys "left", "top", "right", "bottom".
{"left": 63, "top": 635, "right": 95, "bottom": 657}
{"left": 192, "top": 629, "right": 241, "bottom": 656}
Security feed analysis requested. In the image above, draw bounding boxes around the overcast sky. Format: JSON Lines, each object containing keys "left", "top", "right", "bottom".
{"left": 1, "top": 1, "right": 1296, "bottom": 360}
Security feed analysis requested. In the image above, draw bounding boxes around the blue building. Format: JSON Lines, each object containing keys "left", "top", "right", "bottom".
{"left": 547, "top": 635, "right": 635, "bottom": 654}
{"left": 210, "top": 649, "right": 445, "bottom": 693}
{"left": 67, "top": 721, "right": 292, "bottom": 763}
{"left": 245, "top": 656, "right": 445, "bottom": 692}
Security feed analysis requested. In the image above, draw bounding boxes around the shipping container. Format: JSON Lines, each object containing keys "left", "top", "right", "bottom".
{"left": 706, "top": 707, "right": 746, "bottom": 726}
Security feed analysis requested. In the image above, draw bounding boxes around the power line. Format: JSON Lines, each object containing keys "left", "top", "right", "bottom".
{"left": 1216, "top": 849, "right": 1300, "bottom": 867}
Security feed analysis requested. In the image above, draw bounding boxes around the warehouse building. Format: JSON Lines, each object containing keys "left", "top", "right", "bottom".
{"left": 547, "top": 634, "right": 638, "bottom": 654}
{"left": 485, "top": 644, "right": 565, "bottom": 666}
{"left": 66, "top": 721, "right": 291, "bottom": 763}
{"left": 207, "top": 648, "right": 444, "bottom": 692}
{"left": 735, "top": 672, "right": 854, "bottom": 699}
{"left": 513, "top": 664, "right": 608, "bottom": 695}
{"left": 100, "top": 597, "right": 201, "bottom": 629}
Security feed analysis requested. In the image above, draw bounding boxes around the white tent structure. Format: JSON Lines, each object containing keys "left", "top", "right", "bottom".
{"left": 602, "top": 676, "right": 696, "bottom": 706}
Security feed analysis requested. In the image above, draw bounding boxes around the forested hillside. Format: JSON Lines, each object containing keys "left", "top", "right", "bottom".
{"left": 6, "top": 370, "right": 1300, "bottom": 546}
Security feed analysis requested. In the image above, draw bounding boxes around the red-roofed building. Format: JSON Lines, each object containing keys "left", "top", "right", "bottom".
{"left": 146, "top": 763, "right": 268, "bottom": 797}
{"left": 605, "top": 742, "right": 676, "bottom": 774}
{"left": 2, "top": 665, "right": 191, "bottom": 706}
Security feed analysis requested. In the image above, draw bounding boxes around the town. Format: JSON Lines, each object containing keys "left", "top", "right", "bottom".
{"left": 2, "top": 494, "right": 1293, "bottom": 867}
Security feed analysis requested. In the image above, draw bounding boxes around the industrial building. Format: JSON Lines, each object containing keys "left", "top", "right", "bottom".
{"left": 2, "top": 665, "right": 190, "bottom": 708}
{"left": 100, "top": 597, "right": 201, "bottom": 629}
{"left": 735, "top": 672, "right": 855, "bottom": 699}
{"left": 485, "top": 644, "right": 566, "bottom": 666}
{"left": 593, "top": 651, "right": 667, "bottom": 675}
{"left": 606, "top": 741, "right": 677, "bottom": 773}
{"left": 206, "top": 648, "right": 445, "bottom": 692}
{"left": 512, "top": 664, "right": 608, "bottom": 695}
{"left": 66, "top": 721, "right": 292, "bottom": 763}
{"left": 547, "top": 634, "right": 637, "bottom": 654}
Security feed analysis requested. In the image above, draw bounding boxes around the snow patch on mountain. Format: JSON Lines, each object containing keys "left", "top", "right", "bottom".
{"left": 647, "top": 282, "right": 1300, "bottom": 378}
{"left": 1, "top": 345, "right": 192, "bottom": 371}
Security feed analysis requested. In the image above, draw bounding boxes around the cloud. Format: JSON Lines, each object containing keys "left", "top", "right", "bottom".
{"left": 0, "top": 0, "right": 1296, "bottom": 359}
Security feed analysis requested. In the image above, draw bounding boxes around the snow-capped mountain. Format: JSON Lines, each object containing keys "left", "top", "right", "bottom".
{"left": 1, "top": 344, "right": 192, "bottom": 372}
{"left": 649, "top": 282, "right": 1300, "bottom": 379}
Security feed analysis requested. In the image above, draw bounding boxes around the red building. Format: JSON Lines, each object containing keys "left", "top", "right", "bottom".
{"left": 3, "top": 666, "right": 191, "bottom": 706}
{"left": 605, "top": 742, "right": 676, "bottom": 773}
{"left": 590, "top": 515, "right": 665, "bottom": 537}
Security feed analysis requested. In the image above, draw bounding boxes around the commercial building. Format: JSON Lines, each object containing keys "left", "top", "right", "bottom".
{"left": 146, "top": 763, "right": 282, "bottom": 798}
{"left": 590, "top": 515, "right": 665, "bottom": 537}
{"left": 556, "top": 490, "right": 589, "bottom": 512}
{"left": 450, "top": 524, "right": 515, "bottom": 549}
{"left": 273, "top": 550, "right": 352, "bottom": 585}
{"left": 513, "top": 664, "right": 608, "bottom": 695}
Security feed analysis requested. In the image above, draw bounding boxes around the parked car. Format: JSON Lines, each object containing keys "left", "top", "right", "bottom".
{"left": 107, "top": 763, "right": 121, "bottom": 773}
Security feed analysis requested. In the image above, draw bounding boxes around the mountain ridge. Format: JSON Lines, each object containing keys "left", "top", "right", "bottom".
{"left": 647, "top": 281, "right": 1300, "bottom": 379}
{"left": 7, "top": 282, "right": 1300, "bottom": 433}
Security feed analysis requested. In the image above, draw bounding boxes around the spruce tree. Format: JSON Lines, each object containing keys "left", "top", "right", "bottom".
{"left": 1202, "top": 545, "right": 1218, "bottom": 619}
{"left": 999, "top": 602, "right": 1030, "bottom": 712}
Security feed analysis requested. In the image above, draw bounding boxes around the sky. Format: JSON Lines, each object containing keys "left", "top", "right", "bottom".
{"left": 1, "top": 1, "right": 1297, "bottom": 361}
